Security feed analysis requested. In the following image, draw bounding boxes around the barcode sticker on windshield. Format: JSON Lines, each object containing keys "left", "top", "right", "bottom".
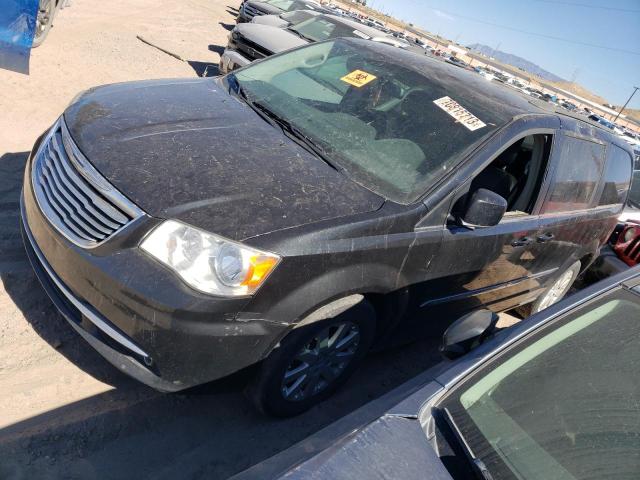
{"left": 341, "top": 70, "right": 377, "bottom": 88}
{"left": 433, "top": 96, "right": 486, "bottom": 131}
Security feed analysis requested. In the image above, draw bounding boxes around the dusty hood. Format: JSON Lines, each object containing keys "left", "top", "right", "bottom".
{"left": 235, "top": 23, "right": 307, "bottom": 54}
{"left": 251, "top": 14, "right": 289, "bottom": 28}
{"left": 63, "top": 78, "right": 383, "bottom": 241}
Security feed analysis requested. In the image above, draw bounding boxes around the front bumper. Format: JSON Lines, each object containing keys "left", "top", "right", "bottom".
{"left": 21, "top": 145, "right": 288, "bottom": 391}
{"left": 219, "top": 48, "right": 251, "bottom": 74}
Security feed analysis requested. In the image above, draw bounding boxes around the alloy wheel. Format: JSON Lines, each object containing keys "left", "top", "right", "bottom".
{"left": 281, "top": 321, "right": 360, "bottom": 402}
{"left": 537, "top": 268, "right": 576, "bottom": 311}
{"left": 35, "top": 0, "right": 53, "bottom": 41}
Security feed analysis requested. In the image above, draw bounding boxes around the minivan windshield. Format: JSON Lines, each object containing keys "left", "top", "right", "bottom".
{"left": 439, "top": 289, "right": 640, "bottom": 480}
{"left": 268, "top": 0, "right": 314, "bottom": 13}
{"left": 232, "top": 39, "right": 518, "bottom": 203}
{"left": 288, "top": 16, "right": 357, "bottom": 42}
{"left": 280, "top": 9, "right": 317, "bottom": 25}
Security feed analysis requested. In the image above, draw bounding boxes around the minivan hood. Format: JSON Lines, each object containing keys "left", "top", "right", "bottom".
{"left": 252, "top": 14, "right": 289, "bottom": 28}
{"left": 63, "top": 79, "right": 383, "bottom": 241}
{"left": 235, "top": 23, "right": 307, "bottom": 53}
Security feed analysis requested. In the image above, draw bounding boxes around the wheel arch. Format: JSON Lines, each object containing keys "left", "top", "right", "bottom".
{"left": 260, "top": 262, "right": 408, "bottom": 353}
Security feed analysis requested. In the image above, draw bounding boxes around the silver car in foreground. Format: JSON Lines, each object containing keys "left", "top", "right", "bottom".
{"left": 235, "top": 266, "right": 640, "bottom": 479}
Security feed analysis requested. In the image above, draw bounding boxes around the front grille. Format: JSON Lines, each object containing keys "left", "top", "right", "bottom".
{"left": 31, "top": 119, "right": 144, "bottom": 248}
{"left": 243, "top": 4, "right": 264, "bottom": 19}
{"left": 236, "top": 36, "right": 269, "bottom": 61}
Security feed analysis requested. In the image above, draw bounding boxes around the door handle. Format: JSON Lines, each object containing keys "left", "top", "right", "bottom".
{"left": 511, "top": 236, "right": 533, "bottom": 247}
{"left": 537, "top": 233, "right": 555, "bottom": 243}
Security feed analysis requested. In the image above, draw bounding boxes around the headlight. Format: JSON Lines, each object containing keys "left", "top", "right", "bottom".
{"left": 140, "top": 220, "right": 280, "bottom": 296}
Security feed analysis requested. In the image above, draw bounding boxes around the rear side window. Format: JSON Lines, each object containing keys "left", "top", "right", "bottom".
{"left": 598, "top": 145, "right": 633, "bottom": 206}
{"left": 542, "top": 136, "right": 605, "bottom": 213}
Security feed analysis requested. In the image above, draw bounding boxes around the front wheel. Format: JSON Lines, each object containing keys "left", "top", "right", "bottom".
{"left": 247, "top": 300, "right": 376, "bottom": 417}
{"left": 518, "top": 261, "right": 581, "bottom": 317}
{"left": 32, "top": 0, "right": 55, "bottom": 48}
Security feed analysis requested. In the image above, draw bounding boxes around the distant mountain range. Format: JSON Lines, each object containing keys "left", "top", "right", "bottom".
{"left": 467, "top": 43, "right": 565, "bottom": 82}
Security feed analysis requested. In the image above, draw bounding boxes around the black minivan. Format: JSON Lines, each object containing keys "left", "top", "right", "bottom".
{"left": 21, "top": 39, "right": 634, "bottom": 416}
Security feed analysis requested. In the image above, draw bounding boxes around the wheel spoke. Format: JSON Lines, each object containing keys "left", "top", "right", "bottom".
{"left": 334, "top": 329, "right": 358, "bottom": 351}
{"left": 331, "top": 349, "right": 356, "bottom": 361}
{"left": 326, "top": 323, "right": 346, "bottom": 349}
{"left": 282, "top": 374, "right": 307, "bottom": 399}
{"left": 284, "top": 362, "right": 309, "bottom": 381}
{"left": 296, "top": 349, "right": 319, "bottom": 364}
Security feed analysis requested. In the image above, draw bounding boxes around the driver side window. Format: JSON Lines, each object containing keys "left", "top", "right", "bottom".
{"left": 467, "top": 134, "right": 553, "bottom": 216}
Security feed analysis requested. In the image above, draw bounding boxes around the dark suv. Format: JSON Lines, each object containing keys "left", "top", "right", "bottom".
{"left": 21, "top": 39, "right": 634, "bottom": 416}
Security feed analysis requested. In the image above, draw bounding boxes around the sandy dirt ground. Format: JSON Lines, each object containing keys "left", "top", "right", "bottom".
{"left": 0, "top": 2, "right": 520, "bottom": 478}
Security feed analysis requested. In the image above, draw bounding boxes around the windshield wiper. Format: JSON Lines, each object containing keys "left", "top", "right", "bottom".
{"left": 250, "top": 101, "right": 343, "bottom": 173}
{"left": 434, "top": 407, "right": 494, "bottom": 480}
{"left": 227, "top": 77, "right": 342, "bottom": 172}
{"left": 287, "top": 28, "right": 315, "bottom": 42}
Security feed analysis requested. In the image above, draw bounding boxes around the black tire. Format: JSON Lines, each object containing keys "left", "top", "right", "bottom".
{"left": 32, "top": 0, "right": 55, "bottom": 48}
{"left": 247, "top": 299, "right": 376, "bottom": 417}
{"left": 516, "top": 261, "right": 581, "bottom": 317}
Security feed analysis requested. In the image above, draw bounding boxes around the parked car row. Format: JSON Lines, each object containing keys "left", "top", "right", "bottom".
{"left": 467, "top": 66, "right": 640, "bottom": 145}
{"left": 221, "top": 3, "right": 407, "bottom": 73}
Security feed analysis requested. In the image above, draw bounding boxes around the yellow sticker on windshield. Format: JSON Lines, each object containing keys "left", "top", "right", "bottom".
{"left": 341, "top": 70, "right": 377, "bottom": 88}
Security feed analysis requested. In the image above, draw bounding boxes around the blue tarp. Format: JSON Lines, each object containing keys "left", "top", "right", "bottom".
{"left": 0, "top": 0, "right": 38, "bottom": 73}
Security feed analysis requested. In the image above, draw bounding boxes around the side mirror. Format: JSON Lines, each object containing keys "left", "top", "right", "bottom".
{"left": 460, "top": 188, "right": 507, "bottom": 229}
{"left": 441, "top": 309, "right": 499, "bottom": 360}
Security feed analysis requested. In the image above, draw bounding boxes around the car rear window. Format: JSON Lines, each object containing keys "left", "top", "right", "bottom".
{"left": 598, "top": 144, "right": 633, "bottom": 206}
{"left": 542, "top": 136, "right": 605, "bottom": 213}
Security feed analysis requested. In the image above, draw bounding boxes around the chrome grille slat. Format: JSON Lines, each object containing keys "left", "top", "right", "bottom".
{"left": 243, "top": 5, "right": 262, "bottom": 18}
{"left": 37, "top": 175, "right": 98, "bottom": 241}
{"left": 47, "top": 137, "right": 123, "bottom": 230}
{"left": 31, "top": 119, "right": 144, "bottom": 248}
{"left": 50, "top": 132, "right": 130, "bottom": 225}
{"left": 39, "top": 162, "right": 107, "bottom": 240}
{"left": 41, "top": 152, "right": 113, "bottom": 236}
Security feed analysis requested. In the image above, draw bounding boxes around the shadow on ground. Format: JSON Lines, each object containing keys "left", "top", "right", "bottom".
{"left": 0, "top": 335, "right": 442, "bottom": 479}
{"left": 0, "top": 152, "right": 142, "bottom": 389}
{"left": 187, "top": 60, "right": 220, "bottom": 77}
{"left": 0, "top": 153, "right": 30, "bottom": 274}
{"left": 208, "top": 44, "right": 225, "bottom": 56}
{"left": 219, "top": 21, "right": 235, "bottom": 31}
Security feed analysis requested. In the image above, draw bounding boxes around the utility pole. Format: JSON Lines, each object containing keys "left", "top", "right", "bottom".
{"left": 491, "top": 42, "right": 501, "bottom": 59}
{"left": 570, "top": 68, "right": 580, "bottom": 84}
{"left": 614, "top": 86, "right": 639, "bottom": 123}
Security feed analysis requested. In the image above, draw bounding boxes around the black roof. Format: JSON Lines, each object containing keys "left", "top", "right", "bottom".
{"left": 343, "top": 39, "right": 631, "bottom": 150}
{"left": 345, "top": 38, "right": 546, "bottom": 120}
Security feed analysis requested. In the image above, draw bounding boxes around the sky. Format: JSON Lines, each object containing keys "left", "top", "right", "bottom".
{"left": 366, "top": 0, "right": 640, "bottom": 108}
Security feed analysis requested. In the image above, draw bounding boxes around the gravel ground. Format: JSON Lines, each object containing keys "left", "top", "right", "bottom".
{"left": 0, "top": 2, "right": 521, "bottom": 478}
